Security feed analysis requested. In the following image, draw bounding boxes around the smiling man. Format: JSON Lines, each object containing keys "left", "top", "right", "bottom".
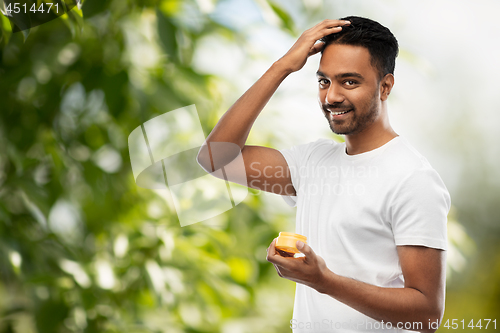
{"left": 197, "top": 16, "right": 450, "bottom": 333}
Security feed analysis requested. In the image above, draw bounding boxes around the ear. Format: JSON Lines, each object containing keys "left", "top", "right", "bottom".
{"left": 380, "top": 73, "right": 394, "bottom": 101}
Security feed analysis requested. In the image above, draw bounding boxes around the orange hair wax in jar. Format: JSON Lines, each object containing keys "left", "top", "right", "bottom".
{"left": 275, "top": 232, "right": 307, "bottom": 256}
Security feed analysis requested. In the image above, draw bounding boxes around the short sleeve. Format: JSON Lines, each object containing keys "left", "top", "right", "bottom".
{"left": 391, "top": 167, "right": 451, "bottom": 250}
{"left": 279, "top": 139, "right": 334, "bottom": 207}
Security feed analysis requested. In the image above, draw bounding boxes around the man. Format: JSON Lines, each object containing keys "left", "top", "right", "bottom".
{"left": 197, "top": 16, "right": 450, "bottom": 333}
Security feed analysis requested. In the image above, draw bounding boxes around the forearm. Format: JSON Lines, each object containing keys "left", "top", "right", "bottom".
{"left": 197, "top": 61, "right": 290, "bottom": 171}
{"left": 205, "top": 61, "right": 290, "bottom": 148}
{"left": 318, "top": 271, "right": 443, "bottom": 333}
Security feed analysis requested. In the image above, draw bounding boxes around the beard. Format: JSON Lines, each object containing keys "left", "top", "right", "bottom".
{"left": 323, "top": 100, "right": 379, "bottom": 135}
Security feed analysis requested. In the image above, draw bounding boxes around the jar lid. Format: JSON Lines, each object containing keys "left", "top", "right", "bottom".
{"left": 278, "top": 232, "right": 307, "bottom": 242}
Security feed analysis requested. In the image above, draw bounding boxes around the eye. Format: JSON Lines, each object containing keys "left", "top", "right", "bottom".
{"left": 318, "top": 78, "right": 329, "bottom": 86}
{"left": 344, "top": 80, "right": 358, "bottom": 86}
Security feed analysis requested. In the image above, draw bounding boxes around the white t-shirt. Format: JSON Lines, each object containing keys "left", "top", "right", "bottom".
{"left": 279, "top": 136, "right": 450, "bottom": 333}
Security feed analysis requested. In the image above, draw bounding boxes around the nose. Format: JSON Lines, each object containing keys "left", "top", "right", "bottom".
{"left": 325, "top": 84, "right": 345, "bottom": 105}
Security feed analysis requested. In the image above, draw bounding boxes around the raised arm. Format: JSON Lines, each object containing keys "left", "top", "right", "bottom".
{"left": 197, "top": 19, "right": 351, "bottom": 196}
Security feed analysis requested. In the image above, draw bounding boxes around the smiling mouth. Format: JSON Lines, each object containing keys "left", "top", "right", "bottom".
{"left": 327, "top": 109, "right": 353, "bottom": 116}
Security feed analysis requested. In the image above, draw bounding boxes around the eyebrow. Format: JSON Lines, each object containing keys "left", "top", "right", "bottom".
{"left": 316, "top": 71, "right": 365, "bottom": 80}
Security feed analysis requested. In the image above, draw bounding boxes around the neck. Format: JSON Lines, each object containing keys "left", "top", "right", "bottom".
{"left": 344, "top": 105, "right": 398, "bottom": 155}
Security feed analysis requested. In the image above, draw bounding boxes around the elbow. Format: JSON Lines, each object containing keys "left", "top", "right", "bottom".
{"left": 196, "top": 145, "right": 214, "bottom": 173}
{"left": 420, "top": 306, "right": 445, "bottom": 333}
{"left": 196, "top": 143, "right": 217, "bottom": 173}
{"left": 196, "top": 142, "right": 243, "bottom": 173}
{"left": 196, "top": 144, "right": 231, "bottom": 180}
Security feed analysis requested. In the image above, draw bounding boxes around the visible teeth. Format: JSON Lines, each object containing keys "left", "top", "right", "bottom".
{"left": 330, "top": 110, "right": 351, "bottom": 115}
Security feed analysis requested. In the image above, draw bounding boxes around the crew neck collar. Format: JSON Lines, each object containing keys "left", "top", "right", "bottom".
{"left": 339, "top": 136, "right": 401, "bottom": 161}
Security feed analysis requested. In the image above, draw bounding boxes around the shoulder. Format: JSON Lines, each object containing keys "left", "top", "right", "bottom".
{"left": 379, "top": 137, "right": 450, "bottom": 197}
{"left": 385, "top": 137, "right": 451, "bottom": 207}
{"left": 381, "top": 137, "right": 437, "bottom": 176}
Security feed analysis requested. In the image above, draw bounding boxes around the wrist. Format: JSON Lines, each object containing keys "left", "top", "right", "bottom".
{"left": 315, "top": 269, "right": 337, "bottom": 295}
{"left": 271, "top": 59, "right": 294, "bottom": 78}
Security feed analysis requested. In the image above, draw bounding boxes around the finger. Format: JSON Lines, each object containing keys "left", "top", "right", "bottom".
{"left": 266, "top": 238, "right": 279, "bottom": 262}
{"left": 269, "top": 238, "right": 277, "bottom": 253}
{"left": 277, "top": 249, "right": 295, "bottom": 257}
{"left": 273, "top": 263, "right": 284, "bottom": 277}
{"left": 267, "top": 240, "right": 295, "bottom": 267}
{"left": 315, "top": 19, "right": 351, "bottom": 29}
{"left": 273, "top": 263, "right": 295, "bottom": 279}
{"left": 315, "top": 19, "right": 351, "bottom": 33}
{"left": 308, "top": 41, "right": 325, "bottom": 56}
{"left": 296, "top": 240, "right": 316, "bottom": 259}
{"left": 307, "top": 25, "right": 345, "bottom": 45}
{"left": 302, "top": 19, "right": 345, "bottom": 39}
{"left": 307, "top": 25, "right": 341, "bottom": 40}
{"left": 266, "top": 239, "right": 273, "bottom": 253}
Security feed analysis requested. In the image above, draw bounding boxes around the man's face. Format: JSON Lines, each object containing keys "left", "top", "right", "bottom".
{"left": 317, "top": 43, "right": 382, "bottom": 135}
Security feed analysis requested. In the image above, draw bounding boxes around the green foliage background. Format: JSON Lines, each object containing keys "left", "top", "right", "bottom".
{"left": 0, "top": 0, "right": 297, "bottom": 332}
{"left": 0, "top": 0, "right": 499, "bottom": 332}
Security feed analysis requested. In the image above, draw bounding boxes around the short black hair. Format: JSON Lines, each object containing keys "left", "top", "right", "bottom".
{"left": 320, "top": 16, "right": 399, "bottom": 80}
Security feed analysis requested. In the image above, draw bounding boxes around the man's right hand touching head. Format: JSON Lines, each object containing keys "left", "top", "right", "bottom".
{"left": 199, "top": 21, "right": 350, "bottom": 197}
{"left": 276, "top": 19, "right": 351, "bottom": 74}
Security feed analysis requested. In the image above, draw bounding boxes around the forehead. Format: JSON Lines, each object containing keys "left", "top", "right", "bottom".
{"left": 319, "top": 44, "right": 378, "bottom": 80}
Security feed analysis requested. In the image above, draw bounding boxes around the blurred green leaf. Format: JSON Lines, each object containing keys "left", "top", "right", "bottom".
{"left": 2, "top": 1, "right": 31, "bottom": 41}
{"left": 81, "top": 0, "right": 107, "bottom": 18}
{"left": 156, "top": 8, "right": 179, "bottom": 63}
{"left": 268, "top": 1, "right": 294, "bottom": 34}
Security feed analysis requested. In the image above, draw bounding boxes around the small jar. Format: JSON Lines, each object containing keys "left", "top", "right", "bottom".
{"left": 276, "top": 232, "right": 307, "bottom": 255}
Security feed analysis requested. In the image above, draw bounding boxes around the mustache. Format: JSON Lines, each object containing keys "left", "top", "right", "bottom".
{"left": 322, "top": 103, "right": 355, "bottom": 111}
